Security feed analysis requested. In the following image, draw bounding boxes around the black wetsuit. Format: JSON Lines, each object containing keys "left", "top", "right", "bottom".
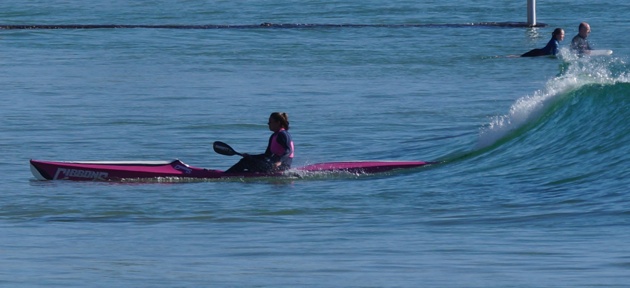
{"left": 521, "top": 37, "right": 560, "bottom": 57}
{"left": 225, "top": 129, "right": 294, "bottom": 173}
{"left": 570, "top": 34, "right": 592, "bottom": 54}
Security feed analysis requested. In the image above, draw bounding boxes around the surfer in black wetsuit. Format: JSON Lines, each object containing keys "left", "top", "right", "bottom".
{"left": 571, "top": 22, "right": 592, "bottom": 54}
{"left": 521, "top": 28, "right": 565, "bottom": 57}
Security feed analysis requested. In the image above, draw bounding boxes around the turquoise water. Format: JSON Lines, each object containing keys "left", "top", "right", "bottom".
{"left": 1, "top": 1, "right": 629, "bottom": 287}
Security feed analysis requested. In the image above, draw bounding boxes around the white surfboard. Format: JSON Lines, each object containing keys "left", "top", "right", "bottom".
{"left": 588, "top": 50, "right": 613, "bottom": 56}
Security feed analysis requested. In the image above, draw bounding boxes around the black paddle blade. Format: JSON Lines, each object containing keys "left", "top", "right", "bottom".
{"left": 213, "top": 141, "right": 239, "bottom": 156}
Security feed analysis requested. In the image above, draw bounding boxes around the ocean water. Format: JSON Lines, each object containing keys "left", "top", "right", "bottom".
{"left": 1, "top": 1, "right": 629, "bottom": 287}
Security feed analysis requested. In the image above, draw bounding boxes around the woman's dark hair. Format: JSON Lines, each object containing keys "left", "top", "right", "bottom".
{"left": 270, "top": 112, "right": 290, "bottom": 130}
{"left": 552, "top": 28, "right": 564, "bottom": 36}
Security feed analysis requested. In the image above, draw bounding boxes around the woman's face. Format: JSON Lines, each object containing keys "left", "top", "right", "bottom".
{"left": 556, "top": 30, "right": 565, "bottom": 41}
{"left": 268, "top": 117, "right": 281, "bottom": 132}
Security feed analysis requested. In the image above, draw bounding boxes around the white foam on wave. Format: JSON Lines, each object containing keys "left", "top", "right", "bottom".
{"left": 476, "top": 52, "right": 628, "bottom": 149}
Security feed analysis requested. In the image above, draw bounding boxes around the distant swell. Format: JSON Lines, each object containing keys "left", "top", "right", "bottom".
{"left": 0, "top": 22, "right": 546, "bottom": 30}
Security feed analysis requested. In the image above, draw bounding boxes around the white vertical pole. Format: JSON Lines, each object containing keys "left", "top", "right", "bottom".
{"left": 527, "top": 0, "right": 537, "bottom": 26}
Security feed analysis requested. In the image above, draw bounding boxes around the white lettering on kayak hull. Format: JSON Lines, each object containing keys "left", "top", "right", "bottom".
{"left": 54, "top": 168, "right": 109, "bottom": 180}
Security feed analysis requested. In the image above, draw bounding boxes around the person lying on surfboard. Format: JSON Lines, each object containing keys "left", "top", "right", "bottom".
{"left": 225, "top": 112, "right": 295, "bottom": 173}
{"left": 521, "top": 28, "right": 565, "bottom": 57}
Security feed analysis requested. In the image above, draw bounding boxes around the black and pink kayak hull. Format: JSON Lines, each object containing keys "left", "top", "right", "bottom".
{"left": 30, "top": 159, "right": 434, "bottom": 181}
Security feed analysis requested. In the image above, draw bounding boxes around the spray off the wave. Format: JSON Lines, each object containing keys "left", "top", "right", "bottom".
{"left": 477, "top": 50, "right": 628, "bottom": 149}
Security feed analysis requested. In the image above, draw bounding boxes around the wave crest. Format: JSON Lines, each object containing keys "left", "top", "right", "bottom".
{"left": 477, "top": 53, "right": 629, "bottom": 149}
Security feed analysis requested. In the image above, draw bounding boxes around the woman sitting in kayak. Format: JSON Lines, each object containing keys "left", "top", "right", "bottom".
{"left": 521, "top": 28, "right": 565, "bottom": 57}
{"left": 225, "top": 112, "right": 294, "bottom": 173}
